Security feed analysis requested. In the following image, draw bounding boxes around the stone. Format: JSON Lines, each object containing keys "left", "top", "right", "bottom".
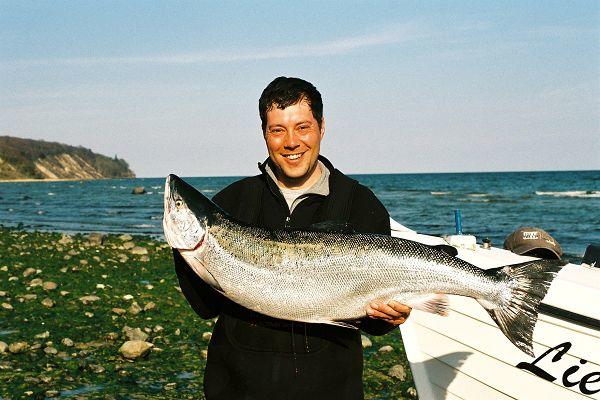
{"left": 0, "top": 341, "right": 7, "bottom": 353}
{"left": 119, "top": 340, "right": 153, "bottom": 359}
{"left": 378, "top": 345, "right": 394, "bottom": 353}
{"left": 128, "top": 302, "right": 142, "bottom": 315}
{"left": 29, "top": 278, "right": 43, "bottom": 287}
{"left": 112, "top": 308, "right": 127, "bottom": 315}
{"left": 407, "top": 387, "right": 418, "bottom": 397}
{"left": 123, "top": 294, "right": 134, "bottom": 300}
{"left": 153, "top": 325, "right": 163, "bottom": 333}
{"left": 41, "top": 298, "right": 55, "bottom": 308}
{"left": 202, "top": 332, "right": 212, "bottom": 341}
{"left": 88, "top": 233, "right": 105, "bottom": 246}
{"left": 119, "top": 234, "right": 133, "bottom": 241}
{"left": 106, "top": 332, "right": 119, "bottom": 341}
{"left": 34, "top": 331, "right": 50, "bottom": 339}
{"left": 44, "top": 346, "right": 58, "bottom": 355}
{"left": 388, "top": 364, "right": 407, "bottom": 381}
{"left": 84, "top": 312, "right": 94, "bottom": 318}
{"left": 96, "top": 283, "right": 105, "bottom": 289}
{"left": 22, "top": 267, "right": 37, "bottom": 277}
{"left": 8, "top": 342, "right": 29, "bottom": 353}
{"left": 143, "top": 302, "right": 155, "bottom": 311}
{"left": 58, "top": 234, "right": 74, "bottom": 245}
{"left": 23, "top": 294, "right": 37, "bottom": 301}
{"left": 0, "top": 291, "right": 6, "bottom": 297}
{"left": 89, "top": 364, "right": 105, "bottom": 373}
{"left": 123, "top": 241, "right": 135, "bottom": 250}
{"left": 200, "top": 349, "right": 208, "bottom": 359}
{"left": 361, "top": 335, "right": 372, "bottom": 349}
{"left": 164, "top": 382, "right": 177, "bottom": 390}
{"left": 62, "top": 338, "right": 74, "bottom": 347}
{"left": 1, "top": 303, "right": 13, "bottom": 310}
{"left": 132, "top": 187, "right": 146, "bottom": 194}
{"left": 42, "top": 281, "right": 57, "bottom": 290}
{"left": 140, "top": 255, "right": 150, "bottom": 262}
{"left": 60, "top": 291, "right": 69, "bottom": 296}
{"left": 145, "top": 284, "right": 154, "bottom": 290}
{"left": 79, "top": 295, "right": 101, "bottom": 305}
{"left": 45, "top": 390, "right": 59, "bottom": 398}
{"left": 174, "top": 329, "right": 180, "bottom": 336}
{"left": 131, "top": 246, "right": 148, "bottom": 255}
{"left": 123, "top": 327, "right": 149, "bottom": 342}
{"left": 80, "top": 259, "right": 88, "bottom": 265}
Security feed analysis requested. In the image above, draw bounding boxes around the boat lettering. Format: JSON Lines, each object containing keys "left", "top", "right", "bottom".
{"left": 516, "top": 342, "right": 600, "bottom": 395}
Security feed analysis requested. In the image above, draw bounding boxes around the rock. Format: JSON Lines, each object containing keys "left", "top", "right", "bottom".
{"left": 106, "top": 332, "right": 119, "bottom": 341}
{"left": 164, "top": 382, "right": 177, "bottom": 390}
{"left": 8, "top": 276, "right": 18, "bottom": 282}
{"left": 23, "top": 294, "right": 37, "bottom": 301}
{"left": 361, "top": 335, "right": 372, "bottom": 349}
{"left": 143, "top": 302, "right": 156, "bottom": 311}
{"left": 202, "top": 332, "right": 212, "bottom": 341}
{"left": 388, "top": 364, "right": 407, "bottom": 381}
{"left": 123, "top": 327, "right": 149, "bottom": 342}
{"left": 123, "top": 294, "right": 134, "bottom": 301}
{"left": 201, "top": 349, "right": 208, "bottom": 359}
{"left": 128, "top": 302, "right": 142, "bottom": 315}
{"left": 153, "top": 325, "right": 163, "bottom": 333}
{"left": 378, "top": 345, "right": 394, "bottom": 353}
{"left": 145, "top": 284, "right": 154, "bottom": 290}
{"left": 44, "top": 346, "right": 58, "bottom": 355}
{"left": 62, "top": 338, "right": 74, "bottom": 347}
{"left": 131, "top": 246, "right": 148, "bottom": 255}
{"left": 45, "top": 390, "right": 59, "bottom": 398}
{"left": 84, "top": 312, "right": 94, "bottom": 318}
{"left": 407, "top": 387, "right": 418, "bottom": 397}
{"left": 123, "top": 241, "right": 135, "bottom": 250}
{"left": 29, "top": 278, "right": 43, "bottom": 287}
{"left": 60, "top": 267, "right": 67, "bottom": 273}
{"left": 132, "top": 187, "right": 146, "bottom": 195}
{"left": 119, "top": 234, "right": 133, "bottom": 241}
{"left": 80, "top": 259, "right": 88, "bottom": 265}
{"left": 119, "top": 340, "right": 153, "bottom": 359}
{"left": 0, "top": 266, "right": 7, "bottom": 272}
{"left": 0, "top": 291, "right": 6, "bottom": 297}
{"left": 79, "top": 295, "right": 101, "bottom": 305}
{"left": 60, "top": 291, "right": 69, "bottom": 296}
{"left": 96, "top": 283, "right": 105, "bottom": 289}
{"left": 1, "top": 303, "right": 13, "bottom": 310}
{"left": 112, "top": 308, "right": 127, "bottom": 315}
{"left": 89, "top": 364, "right": 105, "bottom": 373}
{"left": 174, "top": 329, "right": 180, "bottom": 336}
{"left": 22, "top": 267, "right": 37, "bottom": 277}
{"left": 41, "top": 298, "right": 55, "bottom": 308}
{"left": 0, "top": 341, "right": 7, "bottom": 353}
{"left": 8, "top": 342, "right": 29, "bottom": 353}
{"left": 58, "top": 234, "right": 74, "bottom": 245}
{"left": 140, "top": 255, "right": 150, "bottom": 262}
{"left": 88, "top": 233, "right": 105, "bottom": 246}
{"left": 42, "top": 281, "right": 57, "bottom": 290}
{"left": 34, "top": 331, "right": 50, "bottom": 339}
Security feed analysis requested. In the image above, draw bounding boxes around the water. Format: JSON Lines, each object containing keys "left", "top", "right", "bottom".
{"left": 0, "top": 170, "right": 598, "bottom": 258}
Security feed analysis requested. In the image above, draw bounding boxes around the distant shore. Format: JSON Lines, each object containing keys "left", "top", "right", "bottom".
{"left": 0, "top": 177, "right": 119, "bottom": 183}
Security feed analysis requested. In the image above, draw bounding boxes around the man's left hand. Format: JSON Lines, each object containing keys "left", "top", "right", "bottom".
{"left": 366, "top": 300, "right": 411, "bottom": 326}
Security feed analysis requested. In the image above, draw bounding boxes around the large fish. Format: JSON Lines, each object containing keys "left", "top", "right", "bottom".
{"left": 163, "top": 174, "right": 563, "bottom": 356}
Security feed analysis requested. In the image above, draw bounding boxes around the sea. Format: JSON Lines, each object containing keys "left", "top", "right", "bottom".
{"left": 0, "top": 170, "right": 598, "bottom": 259}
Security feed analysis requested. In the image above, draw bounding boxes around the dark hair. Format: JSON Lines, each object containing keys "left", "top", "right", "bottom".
{"left": 259, "top": 76, "right": 323, "bottom": 133}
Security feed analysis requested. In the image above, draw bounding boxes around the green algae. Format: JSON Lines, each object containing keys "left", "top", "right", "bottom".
{"left": 0, "top": 227, "right": 415, "bottom": 399}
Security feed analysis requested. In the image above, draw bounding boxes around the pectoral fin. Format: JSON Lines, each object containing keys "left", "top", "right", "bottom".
{"left": 403, "top": 293, "right": 450, "bottom": 316}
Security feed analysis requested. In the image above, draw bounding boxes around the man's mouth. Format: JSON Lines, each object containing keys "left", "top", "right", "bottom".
{"left": 282, "top": 152, "right": 305, "bottom": 160}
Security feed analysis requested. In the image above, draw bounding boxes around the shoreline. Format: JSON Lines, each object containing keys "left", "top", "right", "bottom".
{"left": 0, "top": 177, "right": 135, "bottom": 183}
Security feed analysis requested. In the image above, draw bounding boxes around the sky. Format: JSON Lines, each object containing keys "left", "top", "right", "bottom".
{"left": 1, "top": 1, "right": 599, "bottom": 177}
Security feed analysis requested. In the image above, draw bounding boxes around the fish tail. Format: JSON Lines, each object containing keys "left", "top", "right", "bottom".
{"left": 477, "top": 259, "right": 564, "bottom": 357}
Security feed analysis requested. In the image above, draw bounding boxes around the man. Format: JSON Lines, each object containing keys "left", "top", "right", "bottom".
{"left": 174, "top": 77, "right": 411, "bottom": 399}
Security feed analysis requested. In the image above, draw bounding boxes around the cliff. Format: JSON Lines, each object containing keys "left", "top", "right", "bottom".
{"left": 0, "top": 136, "right": 135, "bottom": 180}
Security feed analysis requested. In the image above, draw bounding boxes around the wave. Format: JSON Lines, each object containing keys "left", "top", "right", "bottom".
{"left": 133, "top": 224, "right": 155, "bottom": 228}
{"left": 467, "top": 193, "right": 490, "bottom": 197}
{"left": 535, "top": 190, "right": 600, "bottom": 198}
{"left": 431, "top": 191, "right": 451, "bottom": 195}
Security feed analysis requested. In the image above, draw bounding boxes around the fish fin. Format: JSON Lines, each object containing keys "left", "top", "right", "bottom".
{"left": 320, "top": 320, "right": 359, "bottom": 330}
{"left": 481, "top": 259, "right": 564, "bottom": 357}
{"left": 404, "top": 293, "right": 450, "bottom": 316}
{"left": 431, "top": 244, "right": 458, "bottom": 257}
{"left": 309, "top": 220, "right": 355, "bottom": 234}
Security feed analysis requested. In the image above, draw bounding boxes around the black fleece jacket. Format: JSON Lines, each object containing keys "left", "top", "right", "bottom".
{"left": 174, "top": 156, "right": 394, "bottom": 400}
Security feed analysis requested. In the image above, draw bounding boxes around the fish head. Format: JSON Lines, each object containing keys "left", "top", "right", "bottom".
{"left": 163, "top": 174, "right": 212, "bottom": 250}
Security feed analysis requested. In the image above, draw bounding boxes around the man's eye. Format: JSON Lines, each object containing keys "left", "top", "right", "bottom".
{"left": 270, "top": 129, "right": 284, "bottom": 134}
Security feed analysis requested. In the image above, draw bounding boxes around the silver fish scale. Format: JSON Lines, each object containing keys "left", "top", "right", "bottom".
{"left": 192, "top": 216, "right": 503, "bottom": 322}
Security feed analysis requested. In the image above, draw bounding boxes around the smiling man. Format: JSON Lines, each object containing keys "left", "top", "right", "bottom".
{"left": 174, "top": 77, "right": 411, "bottom": 399}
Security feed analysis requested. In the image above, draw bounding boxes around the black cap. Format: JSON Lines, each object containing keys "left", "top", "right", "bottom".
{"left": 504, "top": 227, "right": 562, "bottom": 260}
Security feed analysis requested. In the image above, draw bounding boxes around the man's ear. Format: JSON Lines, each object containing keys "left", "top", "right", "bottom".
{"left": 320, "top": 117, "right": 325, "bottom": 139}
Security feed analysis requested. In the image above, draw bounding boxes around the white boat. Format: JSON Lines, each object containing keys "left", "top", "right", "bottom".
{"left": 389, "top": 220, "right": 600, "bottom": 400}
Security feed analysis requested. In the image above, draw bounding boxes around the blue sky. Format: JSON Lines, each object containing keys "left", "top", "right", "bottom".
{"left": 1, "top": 1, "right": 598, "bottom": 177}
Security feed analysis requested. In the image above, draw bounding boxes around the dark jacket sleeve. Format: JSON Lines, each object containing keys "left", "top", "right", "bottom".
{"left": 349, "top": 184, "right": 397, "bottom": 336}
{"left": 172, "top": 179, "right": 248, "bottom": 320}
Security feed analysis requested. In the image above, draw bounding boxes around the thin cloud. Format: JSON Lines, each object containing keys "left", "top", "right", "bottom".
{"left": 2, "top": 24, "right": 427, "bottom": 68}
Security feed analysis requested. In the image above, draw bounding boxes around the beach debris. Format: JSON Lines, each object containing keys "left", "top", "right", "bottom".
{"left": 87, "top": 232, "right": 105, "bottom": 246}
{"left": 388, "top": 364, "right": 407, "bottom": 381}
{"left": 119, "top": 340, "right": 153, "bottom": 359}
{"left": 41, "top": 298, "right": 55, "bottom": 308}
{"left": 122, "top": 326, "right": 149, "bottom": 342}
{"left": 79, "top": 295, "right": 101, "bottom": 305}
{"left": 378, "top": 345, "right": 394, "bottom": 353}
{"left": 131, "top": 246, "right": 148, "bottom": 255}
{"left": 8, "top": 342, "right": 29, "bottom": 354}
{"left": 361, "top": 335, "right": 372, "bottom": 349}
{"left": 132, "top": 187, "right": 146, "bottom": 195}
{"left": 42, "top": 281, "right": 57, "bottom": 290}
{"left": 22, "top": 267, "right": 37, "bottom": 277}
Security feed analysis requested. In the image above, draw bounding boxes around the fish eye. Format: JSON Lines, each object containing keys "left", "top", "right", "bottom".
{"left": 175, "top": 199, "right": 183, "bottom": 208}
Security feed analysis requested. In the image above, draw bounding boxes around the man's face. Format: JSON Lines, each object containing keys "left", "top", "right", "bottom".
{"left": 264, "top": 100, "right": 324, "bottom": 188}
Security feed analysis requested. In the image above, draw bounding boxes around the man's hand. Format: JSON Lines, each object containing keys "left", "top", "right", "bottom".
{"left": 366, "top": 300, "right": 411, "bottom": 326}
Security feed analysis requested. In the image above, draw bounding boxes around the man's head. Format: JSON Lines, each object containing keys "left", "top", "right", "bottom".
{"left": 259, "top": 77, "right": 325, "bottom": 189}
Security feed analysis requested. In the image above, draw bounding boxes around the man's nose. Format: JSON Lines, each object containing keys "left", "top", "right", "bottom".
{"left": 283, "top": 130, "right": 300, "bottom": 149}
